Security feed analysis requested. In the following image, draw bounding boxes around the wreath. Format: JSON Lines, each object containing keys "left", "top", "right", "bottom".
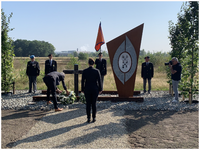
{"left": 79, "top": 93, "right": 86, "bottom": 104}
{"left": 58, "top": 90, "right": 76, "bottom": 104}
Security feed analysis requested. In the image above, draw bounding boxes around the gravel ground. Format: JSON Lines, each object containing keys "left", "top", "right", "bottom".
{"left": 2, "top": 109, "right": 198, "bottom": 149}
{"left": 1, "top": 110, "right": 47, "bottom": 149}
{"left": 125, "top": 110, "right": 199, "bottom": 149}
{"left": 1, "top": 90, "right": 199, "bottom": 111}
{"left": 1, "top": 90, "right": 199, "bottom": 149}
{"left": 11, "top": 108, "right": 130, "bottom": 149}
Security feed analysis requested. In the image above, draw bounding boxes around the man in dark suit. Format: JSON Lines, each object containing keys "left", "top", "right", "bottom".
{"left": 43, "top": 71, "right": 69, "bottom": 112}
{"left": 81, "top": 58, "right": 102, "bottom": 123}
{"left": 95, "top": 52, "right": 107, "bottom": 89}
{"left": 45, "top": 54, "right": 57, "bottom": 75}
{"left": 141, "top": 56, "right": 154, "bottom": 94}
{"left": 26, "top": 55, "right": 40, "bottom": 93}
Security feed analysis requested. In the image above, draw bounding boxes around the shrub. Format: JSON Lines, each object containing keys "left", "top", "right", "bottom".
{"left": 78, "top": 52, "right": 88, "bottom": 60}
{"left": 66, "top": 56, "right": 80, "bottom": 69}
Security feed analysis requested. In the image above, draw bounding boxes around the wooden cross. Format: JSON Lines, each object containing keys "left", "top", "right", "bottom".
{"left": 63, "top": 64, "right": 83, "bottom": 96}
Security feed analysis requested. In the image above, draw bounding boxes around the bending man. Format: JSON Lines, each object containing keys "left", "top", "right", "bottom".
{"left": 43, "top": 71, "right": 69, "bottom": 112}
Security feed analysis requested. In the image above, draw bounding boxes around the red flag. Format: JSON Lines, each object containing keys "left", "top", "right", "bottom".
{"left": 95, "top": 22, "right": 105, "bottom": 51}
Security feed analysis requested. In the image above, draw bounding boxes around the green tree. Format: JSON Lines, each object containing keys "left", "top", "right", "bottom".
{"left": 13, "top": 39, "right": 30, "bottom": 56}
{"left": 168, "top": 1, "right": 199, "bottom": 100}
{"left": 13, "top": 39, "right": 56, "bottom": 57}
{"left": 66, "top": 56, "right": 80, "bottom": 69}
{"left": 78, "top": 52, "right": 88, "bottom": 60}
{"left": 139, "top": 49, "right": 146, "bottom": 56}
{"left": 73, "top": 51, "right": 78, "bottom": 57}
{"left": 1, "top": 9, "right": 15, "bottom": 93}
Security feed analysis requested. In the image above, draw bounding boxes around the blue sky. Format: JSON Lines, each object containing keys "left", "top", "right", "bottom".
{"left": 2, "top": 1, "right": 184, "bottom": 53}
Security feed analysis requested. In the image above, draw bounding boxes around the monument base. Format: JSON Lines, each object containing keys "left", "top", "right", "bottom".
{"left": 98, "top": 96, "right": 143, "bottom": 102}
{"left": 33, "top": 90, "right": 143, "bottom": 102}
{"left": 40, "top": 90, "right": 140, "bottom": 95}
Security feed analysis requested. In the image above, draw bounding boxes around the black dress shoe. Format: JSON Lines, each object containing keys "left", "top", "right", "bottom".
{"left": 92, "top": 118, "right": 96, "bottom": 123}
{"left": 87, "top": 119, "right": 90, "bottom": 123}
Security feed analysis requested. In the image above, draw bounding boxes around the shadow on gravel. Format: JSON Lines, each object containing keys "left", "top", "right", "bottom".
{"left": 7, "top": 108, "right": 87, "bottom": 147}
{"left": 2, "top": 110, "right": 46, "bottom": 121}
{"left": 2, "top": 110, "right": 47, "bottom": 148}
{"left": 124, "top": 110, "right": 181, "bottom": 133}
{"left": 40, "top": 108, "right": 86, "bottom": 124}
{"left": 9, "top": 108, "right": 127, "bottom": 148}
{"left": 9, "top": 121, "right": 89, "bottom": 148}
{"left": 53, "top": 122, "right": 124, "bottom": 148}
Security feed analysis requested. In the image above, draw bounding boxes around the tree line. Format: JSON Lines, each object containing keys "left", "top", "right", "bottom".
{"left": 12, "top": 38, "right": 110, "bottom": 58}
{"left": 13, "top": 39, "right": 56, "bottom": 57}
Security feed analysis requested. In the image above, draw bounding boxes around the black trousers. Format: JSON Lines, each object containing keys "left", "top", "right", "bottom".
{"left": 28, "top": 76, "right": 37, "bottom": 92}
{"left": 101, "top": 75, "right": 104, "bottom": 90}
{"left": 143, "top": 78, "right": 151, "bottom": 93}
{"left": 84, "top": 89, "right": 99, "bottom": 119}
{"left": 43, "top": 76, "right": 58, "bottom": 109}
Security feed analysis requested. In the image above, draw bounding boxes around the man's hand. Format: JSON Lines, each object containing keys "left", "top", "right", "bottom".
{"left": 169, "top": 64, "right": 177, "bottom": 74}
{"left": 168, "top": 64, "right": 172, "bottom": 68}
{"left": 99, "top": 91, "right": 102, "bottom": 94}
{"left": 66, "top": 90, "right": 70, "bottom": 95}
{"left": 56, "top": 89, "right": 62, "bottom": 94}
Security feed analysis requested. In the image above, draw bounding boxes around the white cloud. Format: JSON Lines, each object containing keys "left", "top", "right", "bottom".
{"left": 79, "top": 44, "right": 90, "bottom": 51}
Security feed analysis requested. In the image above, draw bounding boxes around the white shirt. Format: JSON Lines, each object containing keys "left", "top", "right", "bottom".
{"left": 49, "top": 59, "right": 52, "bottom": 66}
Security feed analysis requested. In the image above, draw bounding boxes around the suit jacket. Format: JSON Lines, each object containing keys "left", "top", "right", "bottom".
{"left": 95, "top": 59, "right": 107, "bottom": 76}
{"left": 81, "top": 66, "right": 102, "bottom": 92}
{"left": 141, "top": 62, "right": 154, "bottom": 79}
{"left": 45, "top": 59, "right": 57, "bottom": 75}
{"left": 45, "top": 71, "right": 67, "bottom": 90}
{"left": 26, "top": 61, "right": 40, "bottom": 76}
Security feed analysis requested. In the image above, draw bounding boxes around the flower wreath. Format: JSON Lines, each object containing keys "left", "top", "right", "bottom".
{"left": 79, "top": 93, "right": 86, "bottom": 104}
{"left": 58, "top": 90, "right": 76, "bottom": 104}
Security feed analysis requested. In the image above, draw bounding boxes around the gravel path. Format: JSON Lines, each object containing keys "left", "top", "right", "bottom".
{"left": 12, "top": 108, "right": 130, "bottom": 149}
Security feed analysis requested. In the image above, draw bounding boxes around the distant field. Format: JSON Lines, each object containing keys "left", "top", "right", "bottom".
{"left": 13, "top": 57, "right": 169, "bottom": 91}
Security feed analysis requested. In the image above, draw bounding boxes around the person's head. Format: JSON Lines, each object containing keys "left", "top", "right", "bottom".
{"left": 171, "top": 57, "right": 178, "bottom": 65}
{"left": 30, "top": 55, "right": 35, "bottom": 61}
{"left": 88, "top": 58, "right": 95, "bottom": 66}
{"left": 98, "top": 52, "right": 103, "bottom": 60}
{"left": 59, "top": 72, "right": 65, "bottom": 81}
{"left": 48, "top": 54, "right": 53, "bottom": 60}
{"left": 144, "top": 56, "right": 150, "bottom": 62}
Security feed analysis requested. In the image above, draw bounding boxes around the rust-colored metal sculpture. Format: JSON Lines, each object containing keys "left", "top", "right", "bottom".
{"left": 106, "top": 24, "right": 144, "bottom": 98}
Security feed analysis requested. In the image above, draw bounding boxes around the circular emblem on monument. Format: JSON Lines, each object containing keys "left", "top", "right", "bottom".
{"left": 113, "top": 36, "right": 137, "bottom": 84}
{"left": 118, "top": 52, "right": 132, "bottom": 73}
